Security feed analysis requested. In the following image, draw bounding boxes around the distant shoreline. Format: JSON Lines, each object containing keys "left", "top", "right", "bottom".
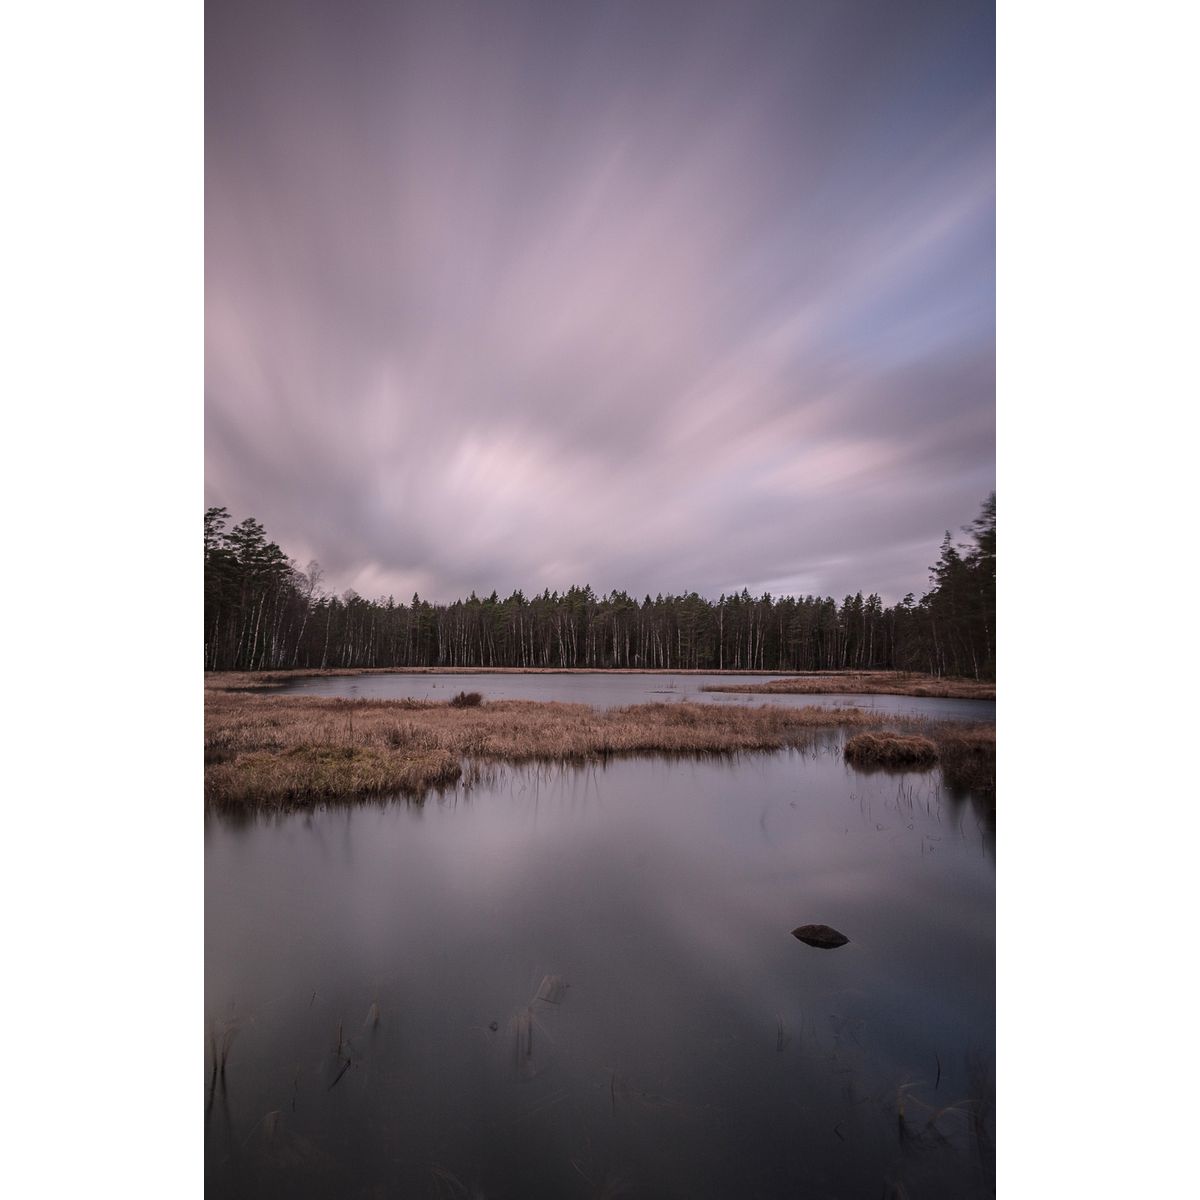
{"left": 701, "top": 673, "right": 994, "bottom": 701}
{"left": 205, "top": 667, "right": 994, "bottom": 700}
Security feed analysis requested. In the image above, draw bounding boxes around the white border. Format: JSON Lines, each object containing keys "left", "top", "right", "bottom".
{"left": 3, "top": 1, "right": 1197, "bottom": 1194}
{"left": 1, "top": 1, "right": 202, "bottom": 1195}
{"left": 1000, "top": 1, "right": 1197, "bottom": 1195}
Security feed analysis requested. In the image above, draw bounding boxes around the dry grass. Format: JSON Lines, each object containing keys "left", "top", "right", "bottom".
{"left": 205, "top": 744, "right": 463, "bottom": 808}
{"left": 932, "top": 724, "right": 996, "bottom": 795}
{"left": 702, "top": 672, "right": 995, "bottom": 700}
{"left": 840, "top": 722, "right": 995, "bottom": 795}
{"left": 205, "top": 691, "right": 996, "bottom": 810}
{"left": 843, "top": 731, "right": 940, "bottom": 768}
{"left": 204, "top": 692, "right": 882, "bottom": 810}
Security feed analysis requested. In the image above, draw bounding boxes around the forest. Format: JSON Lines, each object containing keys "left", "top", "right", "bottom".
{"left": 204, "top": 496, "right": 995, "bottom": 679}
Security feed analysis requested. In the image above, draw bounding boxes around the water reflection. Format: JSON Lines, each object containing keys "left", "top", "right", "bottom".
{"left": 206, "top": 745, "right": 994, "bottom": 1198}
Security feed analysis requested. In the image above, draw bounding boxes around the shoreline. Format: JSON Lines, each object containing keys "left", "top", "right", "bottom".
{"left": 206, "top": 667, "right": 993, "bottom": 699}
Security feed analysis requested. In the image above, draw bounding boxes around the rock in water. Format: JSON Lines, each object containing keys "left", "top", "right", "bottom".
{"left": 791, "top": 924, "right": 849, "bottom": 949}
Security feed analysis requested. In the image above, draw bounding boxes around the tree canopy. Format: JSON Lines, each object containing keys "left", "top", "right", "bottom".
{"left": 204, "top": 496, "right": 996, "bottom": 678}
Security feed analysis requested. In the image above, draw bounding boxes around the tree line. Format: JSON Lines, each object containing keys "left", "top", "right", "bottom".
{"left": 204, "top": 495, "right": 995, "bottom": 678}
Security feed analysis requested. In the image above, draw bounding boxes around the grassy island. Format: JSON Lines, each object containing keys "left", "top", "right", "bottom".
{"left": 205, "top": 683, "right": 994, "bottom": 810}
{"left": 701, "top": 672, "right": 994, "bottom": 700}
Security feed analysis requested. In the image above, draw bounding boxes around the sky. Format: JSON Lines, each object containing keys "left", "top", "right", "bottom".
{"left": 206, "top": 0, "right": 994, "bottom": 605}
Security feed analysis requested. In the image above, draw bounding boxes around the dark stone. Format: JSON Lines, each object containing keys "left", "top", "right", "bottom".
{"left": 791, "top": 924, "right": 849, "bottom": 949}
{"left": 488, "top": 1021, "right": 499, "bottom": 1032}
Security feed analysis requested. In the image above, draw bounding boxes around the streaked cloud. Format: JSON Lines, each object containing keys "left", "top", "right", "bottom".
{"left": 206, "top": 0, "right": 994, "bottom": 602}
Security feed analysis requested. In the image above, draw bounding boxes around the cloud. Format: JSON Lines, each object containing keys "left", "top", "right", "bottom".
{"left": 206, "top": 0, "right": 995, "bottom": 603}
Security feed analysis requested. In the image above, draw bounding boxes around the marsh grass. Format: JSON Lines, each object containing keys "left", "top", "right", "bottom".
{"left": 702, "top": 672, "right": 994, "bottom": 700}
{"left": 205, "top": 690, "right": 994, "bottom": 808}
{"left": 204, "top": 693, "right": 885, "bottom": 810}
{"left": 934, "top": 726, "right": 996, "bottom": 795}
{"left": 205, "top": 743, "right": 462, "bottom": 808}
{"left": 844, "top": 732, "right": 940, "bottom": 768}
{"left": 840, "top": 720, "right": 995, "bottom": 794}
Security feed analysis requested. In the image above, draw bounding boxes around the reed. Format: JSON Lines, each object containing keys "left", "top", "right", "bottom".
{"left": 843, "top": 732, "right": 940, "bottom": 768}
{"left": 934, "top": 725, "right": 996, "bottom": 794}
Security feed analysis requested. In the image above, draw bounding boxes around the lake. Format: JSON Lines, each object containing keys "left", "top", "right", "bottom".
{"left": 272, "top": 670, "right": 995, "bottom": 723}
{"left": 206, "top": 719, "right": 995, "bottom": 1197}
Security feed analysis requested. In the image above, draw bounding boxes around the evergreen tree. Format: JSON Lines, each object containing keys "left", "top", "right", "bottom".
{"left": 202, "top": 498, "right": 996, "bottom": 677}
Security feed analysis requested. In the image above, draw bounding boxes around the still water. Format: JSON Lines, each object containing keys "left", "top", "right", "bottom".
{"left": 206, "top": 734, "right": 995, "bottom": 1198}
{"left": 273, "top": 670, "right": 995, "bottom": 723}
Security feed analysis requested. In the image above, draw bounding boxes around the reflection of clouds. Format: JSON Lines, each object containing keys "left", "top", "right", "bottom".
{"left": 207, "top": 0, "right": 994, "bottom": 602}
{"left": 206, "top": 748, "right": 994, "bottom": 1192}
